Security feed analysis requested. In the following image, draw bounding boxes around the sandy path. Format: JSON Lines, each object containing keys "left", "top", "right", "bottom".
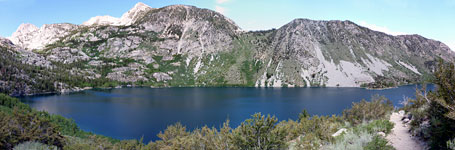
{"left": 386, "top": 112, "right": 425, "bottom": 150}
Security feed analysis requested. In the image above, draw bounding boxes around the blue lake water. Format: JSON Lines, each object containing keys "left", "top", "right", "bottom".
{"left": 20, "top": 85, "right": 433, "bottom": 142}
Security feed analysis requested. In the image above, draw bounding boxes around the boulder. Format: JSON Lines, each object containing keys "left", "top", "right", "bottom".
{"left": 403, "top": 118, "right": 410, "bottom": 123}
{"left": 332, "top": 128, "right": 347, "bottom": 137}
{"left": 398, "top": 110, "right": 405, "bottom": 116}
{"left": 377, "top": 132, "right": 386, "bottom": 137}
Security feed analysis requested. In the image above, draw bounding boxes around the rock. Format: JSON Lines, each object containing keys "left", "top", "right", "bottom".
{"left": 153, "top": 64, "right": 160, "bottom": 69}
{"left": 403, "top": 118, "right": 410, "bottom": 123}
{"left": 399, "top": 110, "right": 405, "bottom": 116}
{"left": 332, "top": 128, "right": 347, "bottom": 137}
{"left": 377, "top": 132, "right": 386, "bottom": 137}
{"left": 153, "top": 72, "right": 172, "bottom": 82}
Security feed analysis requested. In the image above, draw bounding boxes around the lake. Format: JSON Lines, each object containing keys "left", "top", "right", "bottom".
{"left": 20, "top": 85, "right": 433, "bottom": 142}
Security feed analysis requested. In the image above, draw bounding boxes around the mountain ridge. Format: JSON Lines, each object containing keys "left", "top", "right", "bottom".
{"left": 1, "top": 2, "right": 454, "bottom": 95}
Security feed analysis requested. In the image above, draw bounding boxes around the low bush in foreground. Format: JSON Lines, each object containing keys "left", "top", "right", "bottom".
{"left": 343, "top": 95, "right": 394, "bottom": 125}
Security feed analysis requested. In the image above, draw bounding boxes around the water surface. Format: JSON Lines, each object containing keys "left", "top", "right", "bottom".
{"left": 20, "top": 85, "right": 433, "bottom": 142}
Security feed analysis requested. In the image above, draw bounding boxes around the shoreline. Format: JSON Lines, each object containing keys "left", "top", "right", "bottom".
{"left": 15, "top": 83, "right": 432, "bottom": 98}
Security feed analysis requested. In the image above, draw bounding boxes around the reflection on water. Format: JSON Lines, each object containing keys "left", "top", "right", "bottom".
{"left": 20, "top": 85, "right": 434, "bottom": 142}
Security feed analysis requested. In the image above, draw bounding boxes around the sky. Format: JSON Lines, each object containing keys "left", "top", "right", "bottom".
{"left": 0, "top": 0, "right": 454, "bottom": 50}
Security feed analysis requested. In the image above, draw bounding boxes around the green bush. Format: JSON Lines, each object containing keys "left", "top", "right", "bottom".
{"left": 343, "top": 95, "right": 394, "bottom": 125}
{"left": 324, "top": 121, "right": 395, "bottom": 150}
{"left": 323, "top": 129, "right": 373, "bottom": 150}
{"left": 13, "top": 141, "right": 57, "bottom": 150}
{"left": 0, "top": 109, "right": 64, "bottom": 149}
{"left": 362, "top": 120, "right": 394, "bottom": 135}
{"left": 231, "top": 113, "right": 287, "bottom": 150}
{"left": 364, "top": 135, "right": 395, "bottom": 150}
{"left": 152, "top": 121, "right": 235, "bottom": 150}
{"left": 0, "top": 93, "right": 30, "bottom": 111}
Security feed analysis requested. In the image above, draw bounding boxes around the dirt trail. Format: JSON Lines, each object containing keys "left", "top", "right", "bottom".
{"left": 386, "top": 112, "right": 426, "bottom": 150}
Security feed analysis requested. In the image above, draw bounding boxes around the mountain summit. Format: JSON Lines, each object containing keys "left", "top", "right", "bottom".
{"left": 82, "top": 2, "right": 154, "bottom": 26}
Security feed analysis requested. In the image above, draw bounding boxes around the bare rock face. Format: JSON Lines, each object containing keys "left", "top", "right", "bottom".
{"left": 3, "top": 3, "right": 455, "bottom": 93}
{"left": 8, "top": 23, "right": 79, "bottom": 50}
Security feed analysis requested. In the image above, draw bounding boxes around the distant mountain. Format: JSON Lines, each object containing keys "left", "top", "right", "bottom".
{"left": 2, "top": 2, "right": 454, "bottom": 95}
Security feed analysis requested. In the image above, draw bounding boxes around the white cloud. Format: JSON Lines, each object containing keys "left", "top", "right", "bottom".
{"left": 358, "top": 21, "right": 406, "bottom": 36}
{"left": 215, "top": 6, "right": 226, "bottom": 14}
{"left": 216, "top": 0, "right": 230, "bottom": 4}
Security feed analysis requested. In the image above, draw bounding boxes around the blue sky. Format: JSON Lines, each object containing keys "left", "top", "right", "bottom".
{"left": 1, "top": 0, "right": 454, "bottom": 50}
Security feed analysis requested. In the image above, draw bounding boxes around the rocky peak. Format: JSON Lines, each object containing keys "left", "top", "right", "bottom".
{"left": 119, "top": 2, "right": 154, "bottom": 25}
{"left": 83, "top": 2, "right": 153, "bottom": 26}
{"left": 8, "top": 23, "right": 78, "bottom": 50}
{"left": 8, "top": 23, "right": 39, "bottom": 48}
{"left": 11, "top": 23, "right": 39, "bottom": 37}
{"left": 82, "top": 15, "right": 120, "bottom": 26}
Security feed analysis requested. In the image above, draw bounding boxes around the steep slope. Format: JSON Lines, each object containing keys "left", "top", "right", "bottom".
{"left": 0, "top": 37, "right": 117, "bottom": 96}
{"left": 248, "top": 19, "right": 454, "bottom": 87}
{"left": 4, "top": 3, "right": 455, "bottom": 93}
{"left": 0, "top": 37, "right": 55, "bottom": 95}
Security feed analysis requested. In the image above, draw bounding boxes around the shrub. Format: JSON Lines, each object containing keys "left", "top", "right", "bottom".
{"left": 0, "top": 109, "right": 64, "bottom": 149}
{"left": 0, "top": 93, "right": 30, "bottom": 111}
{"left": 324, "top": 119, "right": 394, "bottom": 150}
{"left": 231, "top": 113, "right": 287, "bottom": 150}
{"left": 13, "top": 141, "right": 57, "bottom": 150}
{"left": 343, "top": 95, "right": 393, "bottom": 125}
{"left": 152, "top": 121, "right": 235, "bottom": 150}
{"left": 323, "top": 129, "right": 373, "bottom": 150}
{"left": 363, "top": 120, "right": 394, "bottom": 135}
{"left": 277, "top": 114, "right": 343, "bottom": 150}
{"left": 364, "top": 135, "right": 395, "bottom": 150}
{"left": 447, "top": 138, "right": 455, "bottom": 150}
